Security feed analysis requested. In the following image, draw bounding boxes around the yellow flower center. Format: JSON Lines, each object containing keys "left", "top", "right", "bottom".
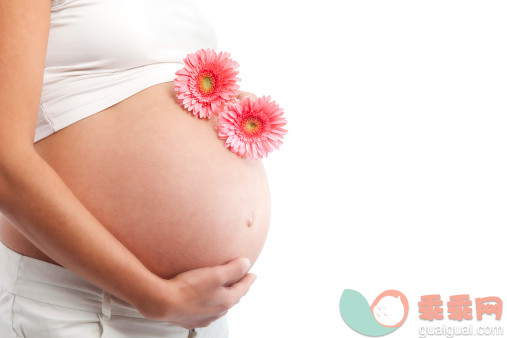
{"left": 242, "top": 117, "right": 262, "bottom": 135}
{"left": 199, "top": 73, "right": 215, "bottom": 95}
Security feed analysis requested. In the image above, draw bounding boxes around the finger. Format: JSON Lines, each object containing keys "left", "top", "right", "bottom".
{"left": 224, "top": 272, "right": 257, "bottom": 300}
{"left": 237, "top": 91, "right": 257, "bottom": 101}
{"left": 213, "top": 257, "right": 251, "bottom": 286}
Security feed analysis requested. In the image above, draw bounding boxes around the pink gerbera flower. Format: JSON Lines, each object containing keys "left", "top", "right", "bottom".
{"left": 216, "top": 96, "right": 288, "bottom": 160}
{"left": 174, "top": 48, "right": 241, "bottom": 118}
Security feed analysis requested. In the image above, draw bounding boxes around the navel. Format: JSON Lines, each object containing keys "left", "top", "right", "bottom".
{"left": 246, "top": 211, "right": 255, "bottom": 228}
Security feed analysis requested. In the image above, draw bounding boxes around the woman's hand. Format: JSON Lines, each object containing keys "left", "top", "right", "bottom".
{"left": 134, "top": 257, "right": 256, "bottom": 329}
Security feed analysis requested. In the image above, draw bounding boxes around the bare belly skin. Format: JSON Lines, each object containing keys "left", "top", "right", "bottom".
{"left": 0, "top": 81, "right": 271, "bottom": 279}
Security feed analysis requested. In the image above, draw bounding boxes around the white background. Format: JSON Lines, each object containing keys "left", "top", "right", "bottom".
{"left": 193, "top": 0, "right": 507, "bottom": 337}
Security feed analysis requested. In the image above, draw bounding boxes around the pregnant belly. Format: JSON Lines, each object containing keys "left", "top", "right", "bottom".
{"left": 32, "top": 81, "right": 271, "bottom": 279}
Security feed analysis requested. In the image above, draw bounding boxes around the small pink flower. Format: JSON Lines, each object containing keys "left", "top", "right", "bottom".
{"left": 216, "top": 96, "right": 287, "bottom": 160}
{"left": 174, "top": 48, "right": 241, "bottom": 118}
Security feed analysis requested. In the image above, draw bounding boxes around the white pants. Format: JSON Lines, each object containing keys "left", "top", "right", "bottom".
{"left": 0, "top": 240, "right": 228, "bottom": 338}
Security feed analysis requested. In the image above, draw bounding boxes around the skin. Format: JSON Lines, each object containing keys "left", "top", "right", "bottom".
{"left": 1, "top": 82, "right": 271, "bottom": 280}
{"left": 0, "top": 0, "right": 266, "bottom": 330}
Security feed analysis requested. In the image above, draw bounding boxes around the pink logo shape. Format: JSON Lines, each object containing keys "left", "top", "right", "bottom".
{"left": 370, "top": 290, "right": 409, "bottom": 328}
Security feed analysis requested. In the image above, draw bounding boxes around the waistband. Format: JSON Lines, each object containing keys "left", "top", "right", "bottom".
{"left": 0, "top": 239, "right": 145, "bottom": 319}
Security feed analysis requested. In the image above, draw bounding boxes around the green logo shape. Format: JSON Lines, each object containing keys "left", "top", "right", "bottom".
{"left": 340, "top": 289, "right": 400, "bottom": 337}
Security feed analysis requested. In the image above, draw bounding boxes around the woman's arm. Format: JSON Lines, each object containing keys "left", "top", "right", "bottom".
{"left": 0, "top": 0, "right": 256, "bottom": 329}
{"left": 0, "top": 0, "right": 160, "bottom": 308}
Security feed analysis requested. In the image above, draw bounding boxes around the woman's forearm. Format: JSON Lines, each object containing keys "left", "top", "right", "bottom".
{"left": 0, "top": 146, "right": 159, "bottom": 307}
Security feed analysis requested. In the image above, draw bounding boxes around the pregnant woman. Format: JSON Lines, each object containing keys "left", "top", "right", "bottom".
{"left": 0, "top": 0, "right": 271, "bottom": 337}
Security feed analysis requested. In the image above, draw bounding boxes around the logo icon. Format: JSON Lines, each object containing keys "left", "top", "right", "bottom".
{"left": 340, "top": 289, "right": 409, "bottom": 336}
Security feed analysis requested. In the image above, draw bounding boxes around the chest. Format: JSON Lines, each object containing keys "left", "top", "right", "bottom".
{"left": 46, "top": 0, "right": 217, "bottom": 69}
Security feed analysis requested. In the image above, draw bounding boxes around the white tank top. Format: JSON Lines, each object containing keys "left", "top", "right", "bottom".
{"left": 36, "top": 0, "right": 218, "bottom": 143}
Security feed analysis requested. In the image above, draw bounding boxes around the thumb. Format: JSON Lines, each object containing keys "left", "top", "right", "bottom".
{"left": 213, "top": 257, "right": 251, "bottom": 287}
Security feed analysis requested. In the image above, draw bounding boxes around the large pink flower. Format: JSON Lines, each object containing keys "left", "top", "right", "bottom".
{"left": 174, "top": 48, "right": 241, "bottom": 119}
{"left": 216, "top": 96, "right": 288, "bottom": 160}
